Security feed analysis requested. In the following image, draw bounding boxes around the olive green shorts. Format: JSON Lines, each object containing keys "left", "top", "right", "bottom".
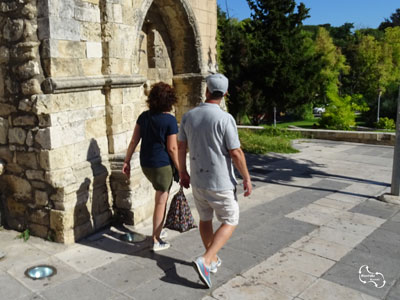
{"left": 142, "top": 165, "right": 173, "bottom": 192}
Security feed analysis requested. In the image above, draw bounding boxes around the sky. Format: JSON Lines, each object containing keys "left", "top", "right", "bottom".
{"left": 217, "top": 0, "right": 399, "bottom": 29}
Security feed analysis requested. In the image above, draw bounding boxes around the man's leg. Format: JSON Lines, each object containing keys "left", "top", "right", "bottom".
{"left": 199, "top": 220, "right": 213, "bottom": 249}
{"left": 202, "top": 223, "right": 236, "bottom": 266}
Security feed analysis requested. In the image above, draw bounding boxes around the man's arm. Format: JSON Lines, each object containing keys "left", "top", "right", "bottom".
{"left": 229, "top": 148, "right": 252, "bottom": 196}
{"left": 178, "top": 140, "right": 190, "bottom": 188}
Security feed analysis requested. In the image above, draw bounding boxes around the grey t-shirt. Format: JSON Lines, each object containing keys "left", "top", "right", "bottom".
{"left": 178, "top": 103, "right": 240, "bottom": 191}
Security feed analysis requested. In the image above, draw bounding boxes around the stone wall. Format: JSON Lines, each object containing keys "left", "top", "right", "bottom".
{"left": 0, "top": 0, "right": 217, "bottom": 243}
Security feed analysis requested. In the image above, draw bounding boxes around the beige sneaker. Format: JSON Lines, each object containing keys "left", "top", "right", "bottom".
{"left": 152, "top": 240, "right": 170, "bottom": 252}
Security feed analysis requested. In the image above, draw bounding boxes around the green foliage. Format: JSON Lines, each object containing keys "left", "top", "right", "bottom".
{"left": 239, "top": 128, "right": 302, "bottom": 154}
{"left": 375, "top": 117, "right": 396, "bottom": 130}
{"left": 17, "top": 229, "right": 30, "bottom": 242}
{"left": 285, "top": 103, "right": 314, "bottom": 120}
{"left": 379, "top": 8, "right": 400, "bottom": 31}
{"left": 318, "top": 85, "right": 368, "bottom": 130}
{"left": 245, "top": 0, "right": 321, "bottom": 115}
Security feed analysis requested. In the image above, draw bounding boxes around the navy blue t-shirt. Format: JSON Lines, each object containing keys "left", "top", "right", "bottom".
{"left": 137, "top": 111, "right": 178, "bottom": 168}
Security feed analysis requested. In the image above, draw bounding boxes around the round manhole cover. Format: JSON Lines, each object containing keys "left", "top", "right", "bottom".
{"left": 120, "top": 232, "right": 147, "bottom": 243}
{"left": 25, "top": 265, "right": 57, "bottom": 280}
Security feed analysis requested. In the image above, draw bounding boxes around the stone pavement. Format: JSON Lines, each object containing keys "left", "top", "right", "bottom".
{"left": 0, "top": 139, "right": 399, "bottom": 300}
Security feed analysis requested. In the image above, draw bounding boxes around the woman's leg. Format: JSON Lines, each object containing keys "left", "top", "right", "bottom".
{"left": 152, "top": 190, "right": 169, "bottom": 243}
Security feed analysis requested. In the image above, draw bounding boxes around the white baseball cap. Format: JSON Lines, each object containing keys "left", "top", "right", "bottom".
{"left": 206, "top": 73, "right": 229, "bottom": 94}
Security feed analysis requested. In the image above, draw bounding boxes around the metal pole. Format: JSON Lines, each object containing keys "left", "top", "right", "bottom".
{"left": 273, "top": 106, "right": 276, "bottom": 127}
{"left": 391, "top": 86, "right": 400, "bottom": 196}
{"left": 377, "top": 90, "right": 382, "bottom": 123}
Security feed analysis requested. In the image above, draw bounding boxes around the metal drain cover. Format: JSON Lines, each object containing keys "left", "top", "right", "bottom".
{"left": 25, "top": 265, "right": 57, "bottom": 280}
{"left": 120, "top": 232, "right": 147, "bottom": 243}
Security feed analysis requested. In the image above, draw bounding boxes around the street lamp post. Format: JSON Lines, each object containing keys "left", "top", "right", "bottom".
{"left": 391, "top": 86, "right": 400, "bottom": 196}
{"left": 377, "top": 89, "right": 382, "bottom": 124}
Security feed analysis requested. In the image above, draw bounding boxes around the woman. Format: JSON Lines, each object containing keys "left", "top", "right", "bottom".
{"left": 122, "top": 82, "right": 179, "bottom": 252}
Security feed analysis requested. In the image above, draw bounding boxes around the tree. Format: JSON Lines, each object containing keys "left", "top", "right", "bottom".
{"left": 217, "top": 8, "right": 253, "bottom": 123}
{"left": 314, "top": 27, "right": 349, "bottom": 102}
{"left": 245, "top": 0, "right": 321, "bottom": 122}
{"left": 379, "top": 8, "right": 400, "bottom": 31}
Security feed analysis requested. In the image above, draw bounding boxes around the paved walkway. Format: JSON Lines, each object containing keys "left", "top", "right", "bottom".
{"left": 0, "top": 139, "right": 398, "bottom": 300}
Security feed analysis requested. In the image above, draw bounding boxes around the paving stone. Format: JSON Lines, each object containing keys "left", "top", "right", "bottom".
{"left": 211, "top": 275, "right": 292, "bottom": 300}
{"left": 338, "top": 212, "right": 386, "bottom": 227}
{"left": 290, "top": 236, "right": 352, "bottom": 261}
{"left": 265, "top": 217, "right": 317, "bottom": 236}
{"left": 41, "top": 275, "right": 122, "bottom": 300}
{"left": 390, "top": 212, "right": 400, "bottom": 223}
{"left": 7, "top": 256, "right": 81, "bottom": 293}
{"left": 286, "top": 206, "right": 336, "bottom": 226}
{"left": 324, "top": 217, "right": 377, "bottom": 237}
{"left": 215, "top": 246, "right": 264, "bottom": 274}
{"left": 323, "top": 262, "right": 391, "bottom": 299}
{"left": 379, "top": 220, "right": 400, "bottom": 235}
{"left": 0, "top": 270, "right": 31, "bottom": 300}
{"left": 308, "top": 226, "right": 366, "bottom": 248}
{"left": 88, "top": 256, "right": 164, "bottom": 292}
{"left": 54, "top": 243, "right": 124, "bottom": 273}
{"left": 313, "top": 197, "right": 358, "bottom": 211}
{"left": 243, "top": 264, "right": 317, "bottom": 297}
{"left": 355, "top": 236, "right": 400, "bottom": 260}
{"left": 263, "top": 247, "right": 336, "bottom": 277}
{"left": 299, "top": 278, "right": 380, "bottom": 300}
{"left": 125, "top": 269, "right": 206, "bottom": 300}
{"left": 350, "top": 200, "right": 399, "bottom": 219}
{"left": 338, "top": 248, "right": 400, "bottom": 284}
{"left": 386, "top": 279, "right": 400, "bottom": 300}
{"left": 16, "top": 293, "right": 47, "bottom": 300}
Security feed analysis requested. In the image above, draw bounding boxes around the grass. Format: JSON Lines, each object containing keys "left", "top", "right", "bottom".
{"left": 273, "top": 118, "right": 319, "bottom": 129}
{"left": 239, "top": 127, "right": 303, "bottom": 154}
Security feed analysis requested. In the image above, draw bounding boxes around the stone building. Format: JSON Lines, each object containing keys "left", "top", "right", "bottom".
{"left": 0, "top": 0, "right": 218, "bottom": 243}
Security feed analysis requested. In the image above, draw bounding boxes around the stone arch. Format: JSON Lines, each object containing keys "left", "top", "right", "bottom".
{"left": 135, "top": 0, "right": 203, "bottom": 77}
{"left": 135, "top": 0, "right": 205, "bottom": 120}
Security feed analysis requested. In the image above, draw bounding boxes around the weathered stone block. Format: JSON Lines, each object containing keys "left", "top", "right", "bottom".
{"left": 2, "top": 175, "right": 32, "bottom": 198}
{"left": 85, "top": 117, "right": 107, "bottom": 138}
{"left": 29, "top": 209, "right": 50, "bottom": 226}
{"left": 21, "top": 79, "right": 42, "bottom": 96}
{"left": 8, "top": 127, "right": 27, "bottom": 145}
{"left": 0, "top": 46, "right": 9, "bottom": 64}
{"left": 3, "top": 18, "right": 24, "bottom": 42}
{"left": 26, "top": 130, "right": 34, "bottom": 146}
{"left": 79, "top": 58, "right": 102, "bottom": 76}
{"left": 17, "top": 152, "right": 38, "bottom": 169}
{"left": 10, "top": 42, "right": 39, "bottom": 61}
{"left": 29, "top": 223, "right": 49, "bottom": 239}
{"left": 50, "top": 209, "right": 74, "bottom": 235}
{"left": 45, "top": 168, "right": 76, "bottom": 188}
{"left": 12, "top": 115, "right": 37, "bottom": 127}
{"left": 34, "top": 190, "right": 49, "bottom": 206}
{"left": 22, "top": 3, "right": 37, "bottom": 20}
{"left": 0, "top": 117, "right": 8, "bottom": 144}
{"left": 15, "top": 61, "right": 40, "bottom": 80}
{"left": 6, "top": 196, "right": 27, "bottom": 217}
{"left": 74, "top": 4, "right": 100, "bottom": 23}
{"left": 0, "top": 104, "right": 17, "bottom": 117}
{"left": 86, "top": 42, "right": 102, "bottom": 58}
{"left": 26, "top": 169, "right": 45, "bottom": 181}
{"left": 80, "top": 21, "right": 101, "bottom": 42}
{"left": 18, "top": 99, "right": 34, "bottom": 111}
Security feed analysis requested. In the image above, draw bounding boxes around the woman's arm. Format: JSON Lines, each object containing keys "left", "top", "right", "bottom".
{"left": 166, "top": 134, "right": 179, "bottom": 172}
{"left": 122, "top": 124, "right": 141, "bottom": 178}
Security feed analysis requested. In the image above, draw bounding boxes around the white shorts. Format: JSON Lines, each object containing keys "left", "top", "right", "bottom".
{"left": 192, "top": 187, "right": 239, "bottom": 226}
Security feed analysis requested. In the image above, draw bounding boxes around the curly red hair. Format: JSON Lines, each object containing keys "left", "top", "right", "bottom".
{"left": 147, "top": 82, "right": 177, "bottom": 113}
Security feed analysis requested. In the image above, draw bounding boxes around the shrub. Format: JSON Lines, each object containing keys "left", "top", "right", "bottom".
{"left": 375, "top": 117, "right": 396, "bottom": 130}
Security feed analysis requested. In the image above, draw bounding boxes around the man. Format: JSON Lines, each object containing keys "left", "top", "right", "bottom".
{"left": 178, "top": 73, "right": 252, "bottom": 288}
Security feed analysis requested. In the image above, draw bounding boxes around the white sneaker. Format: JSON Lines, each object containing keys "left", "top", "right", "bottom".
{"left": 152, "top": 240, "right": 170, "bottom": 252}
{"left": 160, "top": 229, "right": 168, "bottom": 239}
{"left": 210, "top": 256, "right": 222, "bottom": 273}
